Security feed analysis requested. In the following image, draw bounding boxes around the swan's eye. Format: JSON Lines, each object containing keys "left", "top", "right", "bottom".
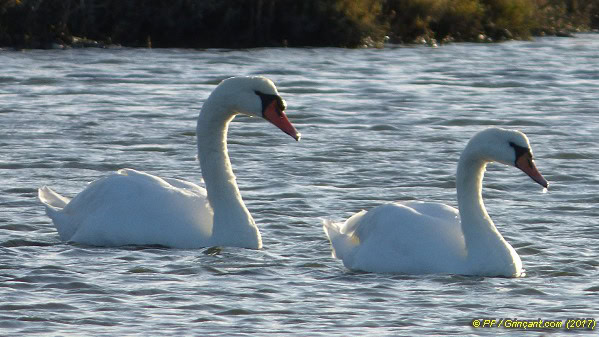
{"left": 255, "top": 91, "right": 285, "bottom": 116}
{"left": 275, "top": 96, "right": 287, "bottom": 112}
{"left": 509, "top": 142, "right": 532, "bottom": 162}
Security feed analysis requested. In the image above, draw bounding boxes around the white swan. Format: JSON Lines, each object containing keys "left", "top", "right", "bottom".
{"left": 39, "top": 76, "right": 300, "bottom": 249}
{"left": 323, "top": 128, "right": 548, "bottom": 277}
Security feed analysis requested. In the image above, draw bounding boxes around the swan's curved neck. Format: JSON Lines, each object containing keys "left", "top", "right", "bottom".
{"left": 456, "top": 148, "right": 519, "bottom": 274}
{"left": 196, "top": 100, "right": 261, "bottom": 248}
{"left": 456, "top": 153, "right": 495, "bottom": 239}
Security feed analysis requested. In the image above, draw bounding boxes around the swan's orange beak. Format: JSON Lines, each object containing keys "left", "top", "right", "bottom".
{"left": 515, "top": 153, "right": 548, "bottom": 188}
{"left": 263, "top": 100, "right": 301, "bottom": 141}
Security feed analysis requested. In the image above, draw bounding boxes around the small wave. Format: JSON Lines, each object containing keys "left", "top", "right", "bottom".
{"left": 90, "top": 58, "right": 129, "bottom": 65}
{"left": 127, "top": 266, "right": 157, "bottom": 274}
{"left": 548, "top": 152, "right": 593, "bottom": 160}
{"left": 1, "top": 239, "right": 54, "bottom": 248}
{"left": 516, "top": 246, "right": 545, "bottom": 255}
{"left": 166, "top": 267, "right": 202, "bottom": 275}
{"left": 17, "top": 316, "right": 49, "bottom": 322}
{"left": 217, "top": 308, "right": 255, "bottom": 316}
{"left": 4, "top": 187, "right": 37, "bottom": 194}
{"left": 584, "top": 286, "right": 599, "bottom": 292}
{"left": 437, "top": 118, "right": 499, "bottom": 126}
{"left": 0, "top": 162, "right": 55, "bottom": 169}
{"left": 42, "top": 281, "right": 96, "bottom": 290}
{"left": 471, "top": 80, "right": 526, "bottom": 88}
{"left": 547, "top": 270, "right": 585, "bottom": 277}
{"left": 501, "top": 119, "right": 548, "bottom": 126}
{"left": 251, "top": 69, "right": 305, "bottom": 76}
{"left": 297, "top": 262, "right": 328, "bottom": 268}
{"left": 21, "top": 77, "right": 61, "bottom": 85}
{"left": 507, "top": 288, "right": 547, "bottom": 296}
{"left": 0, "top": 224, "right": 34, "bottom": 232}
{"left": 0, "top": 76, "right": 18, "bottom": 84}
{"left": 127, "top": 288, "right": 170, "bottom": 296}
{"left": 120, "top": 146, "right": 175, "bottom": 153}
{"left": 0, "top": 302, "right": 77, "bottom": 311}
{"left": 369, "top": 124, "right": 398, "bottom": 131}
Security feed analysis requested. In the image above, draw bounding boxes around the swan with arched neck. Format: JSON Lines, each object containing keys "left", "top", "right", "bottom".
{"left": 39, "top": 76, "right": 300, "bottom": 249}
{"left": 323, "top": 128, "right": 547, "bottom": 277}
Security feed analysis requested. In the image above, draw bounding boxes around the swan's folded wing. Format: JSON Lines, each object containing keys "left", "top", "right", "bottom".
{"left": 343, "top": 203, "right": 467, "bottom": 273}
{"left": 162, "top": 176, "right": 206, "bottom": 195}
{"left": 52, "top": 169, "right": 214, "bottom": 247}
{"left": 400, "top": 201, "right": 459, "bottom": 222}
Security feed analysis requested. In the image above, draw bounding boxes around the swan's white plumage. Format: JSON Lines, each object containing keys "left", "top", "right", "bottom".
{"left": 324, "top": 128, "right": 547, "bottom": 277}
{"left": 324, "top": 201, "right": 467, "bottom": 274}
{"left": 39, "top": 76, "right": 299, "bottom": 249}
{"left": 40, "top": 169, "right": 213, "bottom": 247}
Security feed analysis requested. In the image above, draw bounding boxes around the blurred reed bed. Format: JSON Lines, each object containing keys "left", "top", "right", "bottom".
{"left": 0, "top": 0, "right": 597, "bottom": 48}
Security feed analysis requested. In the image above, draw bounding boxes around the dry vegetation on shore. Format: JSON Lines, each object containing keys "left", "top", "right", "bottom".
{"left": 0, "top": 0, "right": 597, "bottom": 49}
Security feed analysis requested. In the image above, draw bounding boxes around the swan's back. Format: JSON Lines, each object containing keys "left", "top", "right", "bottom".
{"left": 324, "top": 201, "right": 467, "bottom": 274}
{"left": 39, "top": 169, "right": 214, "bottom": 247}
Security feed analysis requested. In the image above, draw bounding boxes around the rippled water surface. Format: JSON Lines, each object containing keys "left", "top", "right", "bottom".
{"left": 1, "top": 35, "right": 598, "bottom": 336}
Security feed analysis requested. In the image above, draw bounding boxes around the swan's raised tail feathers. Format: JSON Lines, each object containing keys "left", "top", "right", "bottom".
{"left": 39, "top": 186, "right": 69, "bottom": 210}
{"left": 323, "top": 219, "right": 357, "bottom": 260}
{"left": 38, "top": 186, "right": 76, "bottom": 241}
